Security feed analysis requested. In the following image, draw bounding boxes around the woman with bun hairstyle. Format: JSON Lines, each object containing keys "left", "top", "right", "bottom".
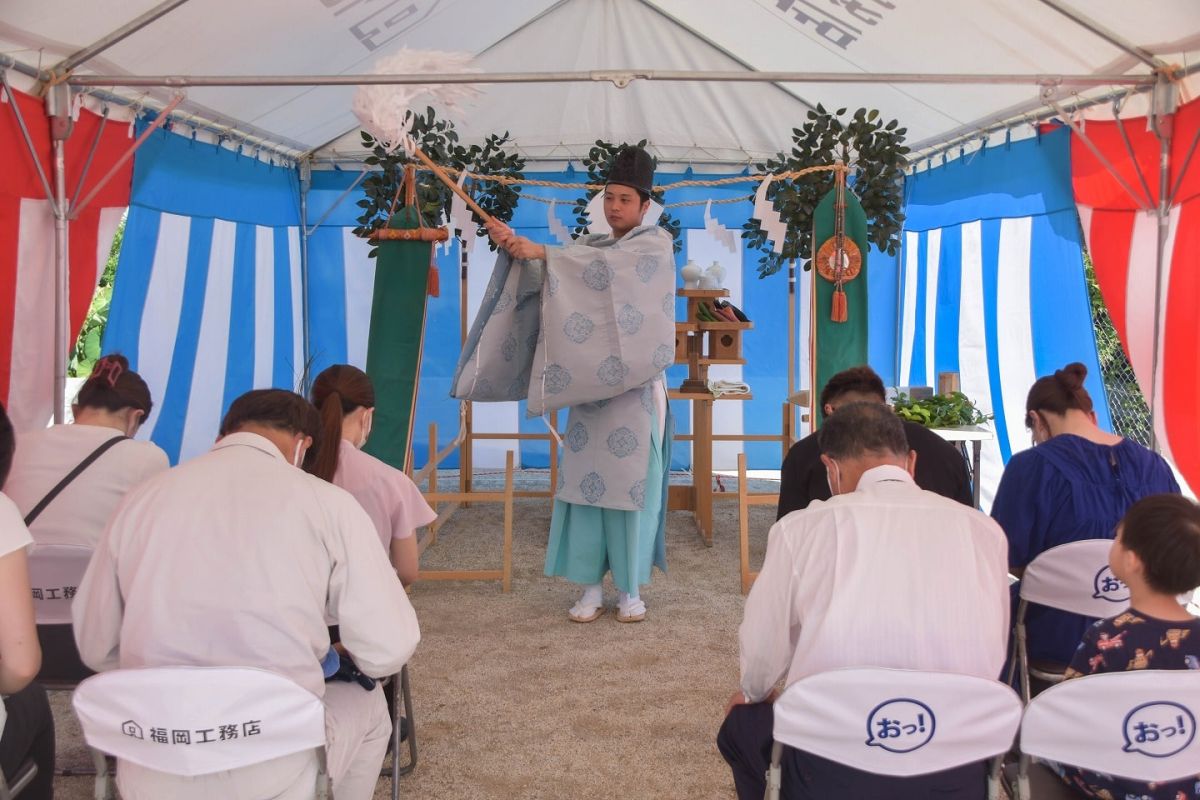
{"left": 3, "top": 354, "right": 168, "bottom": 683}
{"left": 309, "top": 365, "right": 434, "bottom": 587}
{"left": 991, "top": 362, "right": 1179, "bottom": 667}
{"left": 4, "top": 354, "right": 168, "bottom": 549}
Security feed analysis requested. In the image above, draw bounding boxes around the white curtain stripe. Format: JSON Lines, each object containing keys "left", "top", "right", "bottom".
{"left": 178, "top": 219, "right": 237, "bottom": 463}
{"left": 899, "top": 231, "right": 919, "bottom": 387}
{"left": 253, "top": 225, "right": 275, "bottom": 388}
{"left": 138, "top": 212, "right": 191, "bottom": 440}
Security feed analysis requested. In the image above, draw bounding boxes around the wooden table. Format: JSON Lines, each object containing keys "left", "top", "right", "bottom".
{"left": 667, "top": 389, "right": 753, "bottom": 546}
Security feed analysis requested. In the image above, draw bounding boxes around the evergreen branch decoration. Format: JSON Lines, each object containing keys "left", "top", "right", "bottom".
{"left": 743, "top": 105, "right": 909, "bottom": 278}
{"left": 352, "top": 106, "right": 525, "bottom": 256}
{"left": 893, "top": 391, "right": 991, "bottom": 429}
{"left": 570, "top": 139, "right": 682, "bottom": 254}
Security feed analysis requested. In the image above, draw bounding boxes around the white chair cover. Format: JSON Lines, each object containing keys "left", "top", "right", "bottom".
{"left": 1020, "top": 670, "right": 1200, "bottom": 783}
{"left": 27, "top": 544, "right": 93, "bottom": 625}
{"left": 1020, "top": 539, "right": 1129, "bottom": 617}
{"left": 772, "top": 668, "right": 1022, "bottom": 777}
{"left": 72, "top": 666, "right": 326, "bottom": 777}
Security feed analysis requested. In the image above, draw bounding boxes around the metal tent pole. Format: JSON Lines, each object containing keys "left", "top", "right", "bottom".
{"left": 299, "top": 160, "right": 313, "bottom": 375}
{"left": 1148, "top": 73, "right": 1178, "bottom": 452}
{"left": 47, "top": 84, "right": 74, "bottom": 424}
{"left": 65, "top": 69, "right": 1156, "bottom": 89}
{"left": 55, "top": 0, "right": 193, "bottom": 73}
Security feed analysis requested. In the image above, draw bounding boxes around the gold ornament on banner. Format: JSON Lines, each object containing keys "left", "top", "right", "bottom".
{"left": 815, "top": 168, "right": 861, "bottom": 323}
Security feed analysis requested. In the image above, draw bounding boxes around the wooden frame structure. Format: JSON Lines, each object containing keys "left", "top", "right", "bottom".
{"left": 736, "top": 452, "right": 779, "bottom": 595}
{"left": 410, "top": 424, "right": 516, "bottom": 591}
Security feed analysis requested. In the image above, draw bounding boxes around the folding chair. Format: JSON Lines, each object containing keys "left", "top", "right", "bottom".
{"left": 379, "top": 664, "right": 418, "bottom": 800}
{"left": 1008, "top": 539, "right": 1129, "bottom": 703}
{"left": 27, "top": 543, "right": 95, "bottom": 688}
{"left": 0, "top": 703, "right": 39, "bottom": 800}
{"left": 766, "top": 667, "right": 1022, "bottom": 800}
{"left": 72, "top": 666, "right": 331, "bottom": 800}
{"left": 1012, "top": 670, "right": 1200, "bottom": 800}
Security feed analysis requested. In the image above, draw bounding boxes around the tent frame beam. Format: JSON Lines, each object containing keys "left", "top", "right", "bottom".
{"left": 54, "top": 0, "right": 193, "bottom": 74}
{"left": 65, "top": 69, "right": 1159, "bottom": 89}
{"left": 1036, "top": 0, "right": 1164, "bottom": 70}
{"left": 909, "top": 60, "right": 1200, "bottom": 163}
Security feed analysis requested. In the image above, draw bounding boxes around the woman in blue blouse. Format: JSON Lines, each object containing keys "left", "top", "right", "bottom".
{"left": 991, "top": 362, "right": 1179, "bottom": 668}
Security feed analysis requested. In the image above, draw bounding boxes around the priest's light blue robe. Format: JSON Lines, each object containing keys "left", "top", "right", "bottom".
{"left": 451, "top": 225, "right": 676, "bottom": 592}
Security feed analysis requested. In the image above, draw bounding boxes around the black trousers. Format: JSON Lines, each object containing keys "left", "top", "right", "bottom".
{"left": 36, "top": 624, "right": 94, "bottom": 684}
{"left": 717, "top": 702, "right": 987, "bottom": 800}
{"left": 0, "top": 683, "right": 55, "bottom": 800}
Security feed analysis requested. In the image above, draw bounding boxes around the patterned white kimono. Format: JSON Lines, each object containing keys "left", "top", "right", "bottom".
{"left": 452, "top": 225, "right": 676, "bottom": 586}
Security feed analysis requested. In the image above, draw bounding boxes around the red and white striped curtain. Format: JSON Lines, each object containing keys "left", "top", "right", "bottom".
{"left": 1071, "top": 97, "right": 1200, "bottom": 494}
{"left": 0, "top": 86, "right": 131, "bottom": 431}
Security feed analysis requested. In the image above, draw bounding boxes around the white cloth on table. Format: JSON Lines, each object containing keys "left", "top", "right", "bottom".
{"left": 740, "top": 465, "right": 1010, "bottom": 703}
{"left": 73, "top": 431, "right": 419, "bottom": 800}
{"left": 332, "top": 438, "right": 435, "bottom": 549}
{"left": 5, "top": 423, "right": 168, "bottom": 548}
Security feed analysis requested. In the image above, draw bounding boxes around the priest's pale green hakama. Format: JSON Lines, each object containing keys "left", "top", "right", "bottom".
{"left": 544, "top": 413, "right": 669, "bottom": 594}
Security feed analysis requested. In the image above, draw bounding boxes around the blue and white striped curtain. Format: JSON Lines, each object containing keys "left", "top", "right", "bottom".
{"left": 105, "top": 127, "right": 308, "bottom": 464}
{"left": 899, "top": 127, "right": 1110, "bottom": 509}
{"left": 106, "top": 129, "right": 904, "bottom": 470}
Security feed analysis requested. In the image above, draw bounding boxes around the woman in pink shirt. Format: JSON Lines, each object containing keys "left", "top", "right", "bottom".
{"left": 309, "top": 365, "right": 434, "bottom": 586}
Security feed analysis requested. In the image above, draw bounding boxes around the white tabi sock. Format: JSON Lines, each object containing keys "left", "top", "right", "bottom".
{"left": 578, "top": 583, "right": 603, "bottom": 608}
{"left": 568, "top": 583, "right": 604, "bottom": 620}
{"left": 617, "top": 590, "right": 646, "bottom": 618}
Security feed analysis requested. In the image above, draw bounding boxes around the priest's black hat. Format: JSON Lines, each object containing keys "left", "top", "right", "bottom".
{"left": 606, "top": 146, "right": 655, "bottom": 197}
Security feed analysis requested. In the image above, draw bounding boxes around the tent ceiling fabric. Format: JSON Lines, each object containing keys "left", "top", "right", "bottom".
{"left": 0, "top": 0, "right": 1197, "bottom": 164}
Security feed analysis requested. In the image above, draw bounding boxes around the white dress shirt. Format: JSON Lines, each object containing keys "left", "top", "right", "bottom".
{"left": 73, "top": 432, "right": 420, "bottom": 697}
{"left": 5, "top": 424, "right": 168, "bottom": 548}
{"left": 0, "top": 493, "right": 32, "bottom": 557}
{"left": 740, "top": 465, "right": 1009, "bottom": 702}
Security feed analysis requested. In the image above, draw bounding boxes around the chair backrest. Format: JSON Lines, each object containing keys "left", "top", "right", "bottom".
{"left": 1020, "top": 539, "right": 1129, "bottom": 617}
{"left": 1021, "top": 670, "right": 1200, "bottom": 783}
{"left": 772, "top": 667, "right": 1022, "bottom": 777}
{"left": 72, "top": 666, "right": 326, "bottom": 777}
{"left": 27, "top": 544, "right": 93, "bottom": 625}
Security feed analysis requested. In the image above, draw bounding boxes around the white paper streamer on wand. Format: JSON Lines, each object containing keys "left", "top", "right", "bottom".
{"left": 704, "top": 199, "right": 738, "bottom": 254}
{"left": 351, "top": 49, "right": 478, "bottom": 153}
{"left": 753, "top": 175, "right": 788, "bottom": 255}
{"left": 548, "top": 200, "right": 573, "bottom": 246}
{"left": 449, "top": 171, "right": 477, "bottom": 253}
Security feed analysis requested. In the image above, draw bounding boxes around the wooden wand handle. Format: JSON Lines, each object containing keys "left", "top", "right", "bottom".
{"left": 409, "top": 145, "right": 494, "bottom": 225}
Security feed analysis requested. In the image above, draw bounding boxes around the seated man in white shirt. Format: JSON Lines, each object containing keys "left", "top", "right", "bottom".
{"left": 718, "top": 402, "right": 1009, "bottom": 800}
{"left": 73, "top": 389, "right": 420, "bottom": 800}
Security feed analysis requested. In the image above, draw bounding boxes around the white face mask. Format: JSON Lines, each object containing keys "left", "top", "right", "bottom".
{"left": 825, "top": 459, "right": 842, "bottom": 496}
{"left": 292, "top": 438, "right": 306, "bottom": 468}
{"left": 357, "top": 410, "right": 373, "bottom": 449}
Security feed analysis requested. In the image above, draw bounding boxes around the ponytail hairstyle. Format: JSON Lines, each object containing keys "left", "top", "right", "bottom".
{"left": 0, "top": 401, "right": 14, "bottom": 488}
{"left": 75, "top": 354, "right": 153, "bottom": 422}
{"left": 308, "top": 364, "right": 376, "bottom": 482}
{"left": 1024, "top": 362, "right": 1093, "bottom": 429}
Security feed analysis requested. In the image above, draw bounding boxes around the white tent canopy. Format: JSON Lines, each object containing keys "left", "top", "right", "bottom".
{"left": 1, "top": 0, "right": 1197, "bottom": 165}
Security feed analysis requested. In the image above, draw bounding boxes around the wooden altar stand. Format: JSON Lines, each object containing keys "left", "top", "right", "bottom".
{"left": 668, "top": 288, "right": 791, "bottom": 547}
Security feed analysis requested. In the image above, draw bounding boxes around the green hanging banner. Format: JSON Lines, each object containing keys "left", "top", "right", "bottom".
{"left": 362, "top": 183, "right": 446, "bottom": 472}
{"left": 810, "top": 183, "right": 869, "bottom": 428}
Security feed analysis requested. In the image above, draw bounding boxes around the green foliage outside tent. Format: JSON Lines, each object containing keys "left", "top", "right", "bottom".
{"left": 69, "top": 214, "right": 124, "bottom": 377}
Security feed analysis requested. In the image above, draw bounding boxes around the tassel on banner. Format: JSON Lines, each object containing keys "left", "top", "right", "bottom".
{"left": 832, "top": 286, "right": 848, "bottom": 322}
{"left": 428, "top": 264, "right": 440, "bottom": 297}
